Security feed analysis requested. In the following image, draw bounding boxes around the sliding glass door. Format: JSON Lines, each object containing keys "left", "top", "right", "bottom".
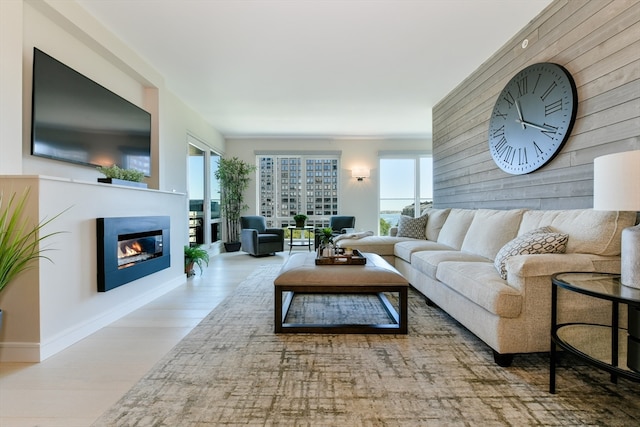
{"left": 187, "top": 136, "right": 222, "bottom": 247}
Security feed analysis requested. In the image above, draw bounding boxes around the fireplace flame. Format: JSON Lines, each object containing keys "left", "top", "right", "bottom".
{"left": 116, "top": 235, "right": 161, "bottom": 270}
{"left": 118, "top": 241, "right": 144, "bottom": 259}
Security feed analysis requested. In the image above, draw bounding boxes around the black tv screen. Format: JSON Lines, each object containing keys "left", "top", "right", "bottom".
{"left": 31, "top": 48, "right": 151, "bottom": 176}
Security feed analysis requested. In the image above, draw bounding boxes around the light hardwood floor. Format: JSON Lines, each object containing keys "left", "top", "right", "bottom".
{"left": 0, "top": 251, "right": 289, "bottom": 427}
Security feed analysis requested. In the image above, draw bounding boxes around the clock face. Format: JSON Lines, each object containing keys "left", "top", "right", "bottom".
{"left": 488, "top": 63, "right": 578, "bottom": 174}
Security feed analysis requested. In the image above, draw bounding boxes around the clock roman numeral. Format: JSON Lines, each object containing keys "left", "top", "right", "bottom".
{"left": 495, "top": 109, "right": 507, "bottom": 120}
{"left": 502, "top": 145, "right": 516, "bottom": 165}
{"left": 540, "top": 81, "right": 557, "bottom": 102}
{"left": 518, "top": 147, "right": 528, "bottom": 165}
{"left": 494, "top": 136, "right": 508, "bottom": 154}
{"left": 502, "top": 91, "right": 515, "bottom": 108}
{"left": 533, "top": 141, "right": 544, "bottom": 157}
{"left": 517, "top": 77, "right": 528, "bottom": 97}
{"left": 541, "top": 123, "right": 559, "bottom": 139}
{"left": 544, "top": 99, "right": 562, "bottom": 116}
{"left": 491, "top": 125, "right": 505, "bottom": 138}
{"left": 532, "top": 73, "right": 542, "bottom": 94}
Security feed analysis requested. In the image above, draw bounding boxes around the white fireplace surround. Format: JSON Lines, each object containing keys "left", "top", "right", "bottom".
{"left": 0, "top": 176, "right": 186, "bottom": 362}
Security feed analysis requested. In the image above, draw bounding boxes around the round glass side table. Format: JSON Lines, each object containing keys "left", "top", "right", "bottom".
{"left": 550, "top": 272, "right": 640, "bottom": 393}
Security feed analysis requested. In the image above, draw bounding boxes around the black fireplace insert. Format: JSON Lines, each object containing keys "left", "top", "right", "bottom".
{"left": 97, "top": 216, "right": 170, "bottom": 292}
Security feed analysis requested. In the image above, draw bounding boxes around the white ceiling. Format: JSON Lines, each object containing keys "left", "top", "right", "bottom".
{"left": 76, "top": 0, "right": 553, "bottom": 139}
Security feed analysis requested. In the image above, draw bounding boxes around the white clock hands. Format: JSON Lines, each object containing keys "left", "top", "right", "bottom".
{"left": 514, "top": 118, "right": 554, "bottom": 132}
{"left": 515, "top": 100, "right": 552, "bottom": 132}
{"left": 515, "top": 100, "right": 526, "bottom": 130}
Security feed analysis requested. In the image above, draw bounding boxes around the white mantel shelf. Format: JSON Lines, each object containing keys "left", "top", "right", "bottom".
{"left": 0, "top": 174, "right": 186, "bottom": 196}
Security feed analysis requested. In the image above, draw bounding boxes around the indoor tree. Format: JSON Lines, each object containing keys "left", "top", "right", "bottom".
{"left": 214, "top": 157, "right": 256, "bottom": 251}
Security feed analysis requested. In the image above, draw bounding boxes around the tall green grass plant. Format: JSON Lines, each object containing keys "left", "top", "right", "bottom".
{"left": 0, "top": 189, "right": 66, "bottom": 293}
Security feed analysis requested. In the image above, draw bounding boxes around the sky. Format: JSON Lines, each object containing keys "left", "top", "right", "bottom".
{"left": 379, "top": 157, "right": 433, "bottom": 212}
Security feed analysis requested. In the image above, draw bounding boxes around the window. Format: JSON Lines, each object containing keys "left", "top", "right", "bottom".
{"left": 188, "top": 144, "right": 205, "bottom": 246}
{"left": 209, "top": 150, "right": 222, "bottom": 243}
{"left": 187, "top": 136, "right": 222, "bottom": 247}
{"left": 379, "top": 154, "right": 433, "bottom": 234}
{"left": 258, "top": 154, "right": 340, "bottom": 228}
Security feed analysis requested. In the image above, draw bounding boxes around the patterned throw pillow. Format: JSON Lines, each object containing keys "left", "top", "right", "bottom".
{"left": 396, "top": 214, "right": 429, "bottom": 239}
{"left": 494, "top": 228, "right": 569, "bottom": 279}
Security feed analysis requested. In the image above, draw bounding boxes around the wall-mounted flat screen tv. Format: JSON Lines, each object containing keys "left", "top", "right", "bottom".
{"left": 31, "top": 48, "right": 151, "bottom": 176}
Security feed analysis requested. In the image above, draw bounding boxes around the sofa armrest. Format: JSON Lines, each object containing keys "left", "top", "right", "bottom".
{"left": 505, "top": 253, "right": 621, "bottom": 292}
{"left": 265, "top": 228, "right": 285, "bottom": 238}
{"left": 240, "top": 228, "right": 259, "bottom": 253}
{"left": 340, "top": 227, "right": 356, "bottom": 234}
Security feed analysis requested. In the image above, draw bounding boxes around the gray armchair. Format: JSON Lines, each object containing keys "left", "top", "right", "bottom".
{"left": 240, "top": 216, "right": 284, "bottom": 256}
{"left": 314, "top": 215, "right": 356, "bottom": 248}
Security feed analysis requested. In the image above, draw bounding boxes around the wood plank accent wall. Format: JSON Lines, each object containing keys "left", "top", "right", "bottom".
{"left": 432, "top": 0, "right": 639, "bottom": 210}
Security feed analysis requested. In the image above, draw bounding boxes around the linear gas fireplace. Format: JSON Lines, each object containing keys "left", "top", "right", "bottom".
{"left": 97, "top": 216, "right": 170, "bottom": 292}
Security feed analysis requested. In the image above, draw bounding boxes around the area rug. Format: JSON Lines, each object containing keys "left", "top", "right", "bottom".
{"left": 93, "top": 265, "right": 640, "bottom": 426}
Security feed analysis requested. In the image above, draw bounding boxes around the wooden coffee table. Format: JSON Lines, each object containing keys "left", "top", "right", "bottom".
{"left": 274, "top": 252, "right": 409, "bottom": 334}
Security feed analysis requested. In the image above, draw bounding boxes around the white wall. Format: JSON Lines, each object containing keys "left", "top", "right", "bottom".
{"left": 160, "top": 89, "right": 226, "bottom": 194}
{"left": 0, "top": 176, "right": 187, "bottom": 362}
{"left": 0, "top": 0, "right": 23, "bottom": 175}
{"left": 225, "top": 138, "right": 430, "bottom": 233}
{"left": 0, "top": 0, "right": 225, "bottom": 361}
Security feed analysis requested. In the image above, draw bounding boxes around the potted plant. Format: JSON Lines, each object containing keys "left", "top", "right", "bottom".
{"left": 97, "top": 165, "right": 147, "bottom": 188}
{"left": 0, "top": 189, "right": 65, "bottom": 329}
{"left": 214, "top": 157, "right": 256, "bottom": 252}
{"left": 293, "top": 213, "right": 307, "bottom": 227}
{"left": 184, "top": 245, "right": 209, "bottom": 277}
{"left": 318, "top": 227, "right": 335, "bottom": 257}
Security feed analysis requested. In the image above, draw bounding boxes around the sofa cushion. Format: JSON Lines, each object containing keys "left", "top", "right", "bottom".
{"left": 394, "top": 240, "right": 455, "bottom": 263}
{"left": 518, "top": 209, "right": 636, "bottom": 256}
{"left": 435, "top": 261, "right": 523, "bottom": 318}
{"left": 258, "top": 233, "right": 285, "bottom": 244}
{"left": 436, "top": 209, "right": 476, "bottom": 250}
{"left": 396, "top": 214, "right": 429, "bottom": 239}
{"left": 422, "top": 208, "right": 451, "bottom": 241}
{"left": 494, "top": 229, "right": 569, "bottom": 279}
{"left": 461, "top": 209, "right": 525, "bottom": 260}
{"left": 411, "top": 250, "right": 490, "bottom": 279}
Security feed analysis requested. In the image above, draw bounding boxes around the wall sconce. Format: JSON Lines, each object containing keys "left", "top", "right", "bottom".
{"left": 352, "top": 168, "right": 370, "bottom": 181}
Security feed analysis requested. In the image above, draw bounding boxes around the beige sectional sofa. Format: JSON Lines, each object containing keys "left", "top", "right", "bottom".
{"left": 335, "top": 208, "right": 637, "bottom": 366}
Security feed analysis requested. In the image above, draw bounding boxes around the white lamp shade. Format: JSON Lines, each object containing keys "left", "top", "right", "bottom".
{"left": 351, "top": 168, "right": 370, "bottom": 179}
{"left": 593, "top": 150, "right": 640, "bottom": 211}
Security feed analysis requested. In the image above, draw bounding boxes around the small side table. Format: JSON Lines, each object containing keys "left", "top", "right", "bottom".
{"left": 287, "top": 226, "right": 314, "bottom": 254}
{"left": 550, "top": 272, "right": 640, "bottom": 393}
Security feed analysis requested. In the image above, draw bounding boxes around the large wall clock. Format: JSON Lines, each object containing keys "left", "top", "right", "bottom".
{"left": 488, "top": 62, "right": 578, "bottom": 175}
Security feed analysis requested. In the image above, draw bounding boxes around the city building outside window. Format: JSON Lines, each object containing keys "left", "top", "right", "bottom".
{"left": 258, "top": 154, "right": 340, "bottom": 229}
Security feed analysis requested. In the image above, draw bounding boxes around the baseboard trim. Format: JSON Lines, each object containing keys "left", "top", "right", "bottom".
{"left": 0, "top": 342, "right": 41, "bottom": 362}
{"left": 0, "top": 276, "right": 185, "bottom": 362}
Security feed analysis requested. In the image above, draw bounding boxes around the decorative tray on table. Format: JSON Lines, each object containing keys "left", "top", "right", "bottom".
{"left": 315, "top": 249, "right": 367, "bottom": 265}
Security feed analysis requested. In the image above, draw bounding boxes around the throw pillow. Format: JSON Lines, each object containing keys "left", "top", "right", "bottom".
{"left": 396, "top": 214, "right": 429, "bottom": 239}
{"left": 494, "top": 228, "right": 569, "bottom": 279}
